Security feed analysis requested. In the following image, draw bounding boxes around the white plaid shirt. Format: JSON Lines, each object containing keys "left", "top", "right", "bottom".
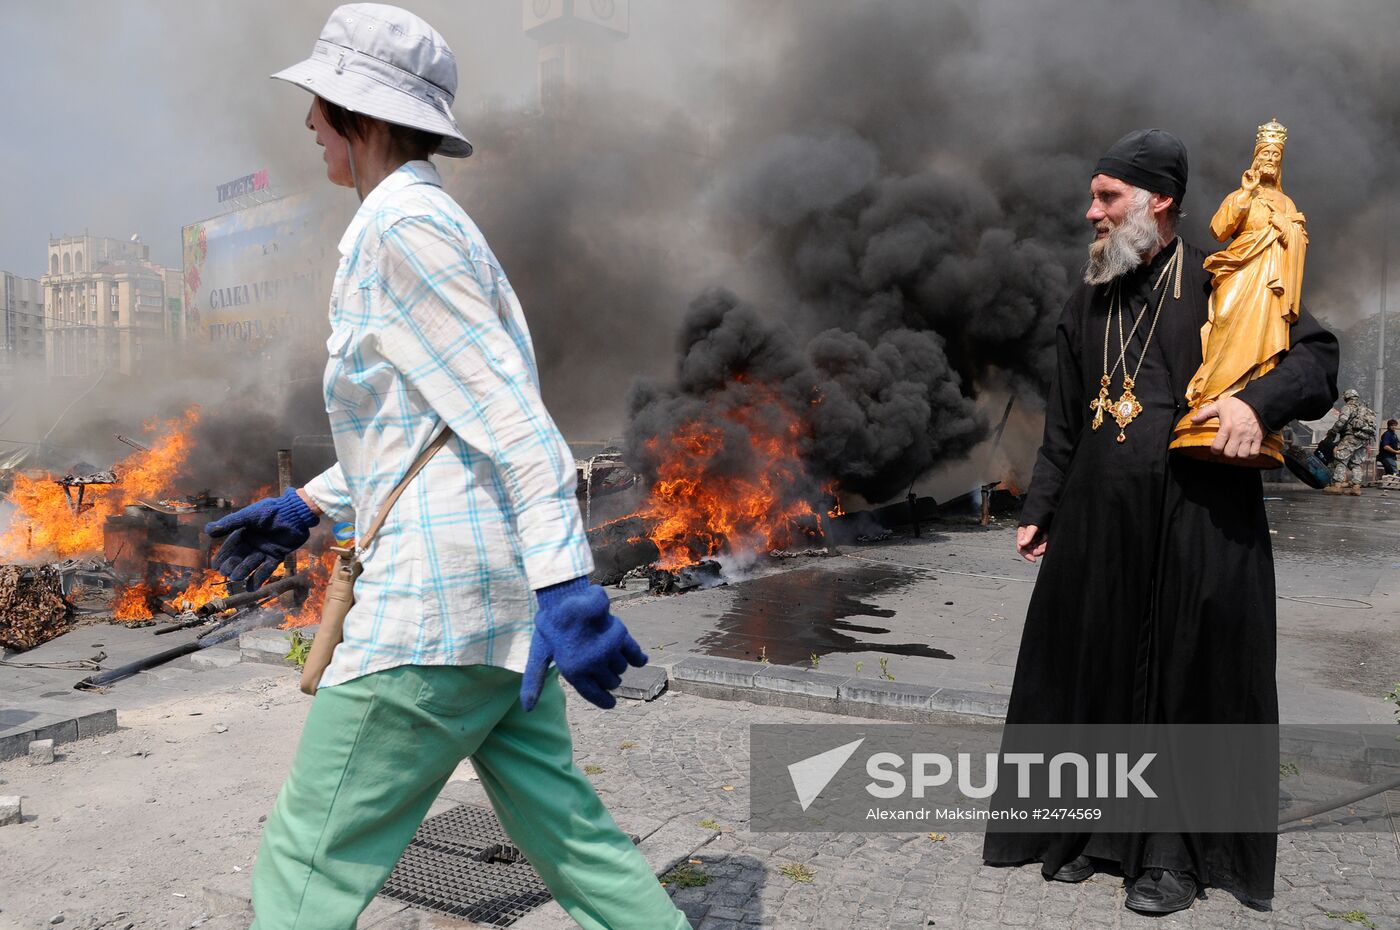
{"left": 302, "top": 160, "right": 593, "bottom": 689}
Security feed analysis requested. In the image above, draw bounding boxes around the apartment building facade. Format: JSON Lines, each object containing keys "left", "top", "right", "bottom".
{"left": 42, "top": 234, "right": 178, "bottom": 377}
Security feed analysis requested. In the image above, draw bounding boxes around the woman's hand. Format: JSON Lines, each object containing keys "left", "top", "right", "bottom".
{"left": 520, "top": 578, "right": 649, "bottom": 711}
{"left": 204, "top": 488, "right": 320, "bottom": 588}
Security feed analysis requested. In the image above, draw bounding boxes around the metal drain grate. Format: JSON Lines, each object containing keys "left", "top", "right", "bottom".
{"left": 379, "top": 804, "right": 552, "bottom": 926}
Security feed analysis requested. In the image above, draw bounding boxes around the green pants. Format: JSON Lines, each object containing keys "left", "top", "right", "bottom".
{"left": 250, "top": 664, "right": 689, "bottom": 930}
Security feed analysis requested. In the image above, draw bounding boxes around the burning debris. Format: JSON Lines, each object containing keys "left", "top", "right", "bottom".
{"left": 104, "top": 496, "right": 235, "bottom": 580}
{"left": 73, "top": 573, "right": 313, "bottom": 691}
{"left": 0, "top": 403, "right": 335, "bottom": 657}
{"left": 642, "top": 559, "right": 723, "bottom": 595}
{"left": 587, "top": 516, "right": 661, "bottom": 586}
{"left": 0, "top": 564, "right": 72, "bottom": 650}
{"left": 576, "top": 449, "right": 640, "bottom": 526}
{"left": 276, "top": 549, "right": 335, "bottom": 630}
{"left": 632, "top": 387, "right": 825, "bottom": 569}
{"left": 768, "top": 547, "right": 829, "bottom": 559}
{"left": 617, "top": 291, "right": 967, "bottom": 585}
{"left": 58, "top": 469, "right": 117, "bottom": 514}
{"left": 0, "top": 407, "right": 204, "bottom": 561}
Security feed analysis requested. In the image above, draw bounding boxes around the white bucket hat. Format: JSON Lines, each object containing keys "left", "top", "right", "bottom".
{"left": 272, "top": 3, "right": 472, "bottom": 157}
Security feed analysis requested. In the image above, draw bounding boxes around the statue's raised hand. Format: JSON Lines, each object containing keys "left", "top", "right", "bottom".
{"left": 1241, "top": 168, "right": 1260, "bottom": 193}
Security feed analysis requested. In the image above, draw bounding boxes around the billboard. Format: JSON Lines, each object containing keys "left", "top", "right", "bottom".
{"left": 181, "top": 194, "right": 349, "bottom": 347}
{"left": 216, "top": 169, "right": 271, "bottom": 203}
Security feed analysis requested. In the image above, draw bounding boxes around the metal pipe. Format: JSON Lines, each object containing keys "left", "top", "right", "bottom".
{"left": 74, "top": 639, "right": 204, "bottom": 689}
{"left": 152, "top": 613, "right": 206, "bottom": 635}
{"left": 276, "top": 449, "right": 300, "bottom": 598}
{"left": 195, "top": 572, "right": 309, "bottom": 616}
{"left": 74, "top": 605, "right": 269, "bottom": 690}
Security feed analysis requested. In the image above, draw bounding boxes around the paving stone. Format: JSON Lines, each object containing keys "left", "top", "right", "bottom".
{"left": 838, "top": 678, "right": 938, "bottom": 710}
{"left": 189, "top": 649, "right": 243, "bottom": 670}
{"left": 28, "top": 738, "right": 55, "bottom": 765}
{"left": 75, "top": 708, "right": 118, "bottom": 739}
{"left": 751, "top": 665, "right": 849, "bottom": 699}
{"left": 671, "top": 655, "right": 761, "bottom": 688}
{"left": 506, "top": 900, "right": 570, "bottom": 930}
{"left": 0, "top": 795, "right": 21, "bottom": 826}
{"left": 145, "top": 666, "right": 197, "bottom": 682}
{"left": 30, "top": 717, "right": 78, "bottom": 746}
{"left": 928, "top": 688, "right": 1008, "bottom": 718}
{"left": 616, "top": 664, "right": 668, "bottom": 702}
{"left": 0, "top": 728, "right": 37, "bottom": 762}
{"left": 174, "top": 555, "right": 1400, "bottom": 930}
{"left": 637, "top": 816, "right": 721, "bottom": 874}
{"left": 238, "top": 628, "right": 297, "bottom": 665}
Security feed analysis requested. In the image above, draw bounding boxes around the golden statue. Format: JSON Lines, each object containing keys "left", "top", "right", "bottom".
{"left": 1170, "top": 118, "right": 1307, "bottom": 467}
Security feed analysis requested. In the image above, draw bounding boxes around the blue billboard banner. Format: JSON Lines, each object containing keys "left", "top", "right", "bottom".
{"left": 182, "top": 193, "right": 349, "bottom": 347}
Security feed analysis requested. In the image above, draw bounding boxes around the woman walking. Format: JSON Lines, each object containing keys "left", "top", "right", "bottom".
{"left": 205, "top": 6, "right": 689, "bottom": 928}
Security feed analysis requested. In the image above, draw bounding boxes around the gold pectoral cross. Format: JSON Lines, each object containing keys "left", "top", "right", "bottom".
{"left": 1090, "top": 375, "right": 1112, "bottom": 430}
{"left": 1111, "top": 376, "right": 1143, "bottom": 443}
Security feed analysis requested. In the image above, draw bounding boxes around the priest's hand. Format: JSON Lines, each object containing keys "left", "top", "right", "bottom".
{"left": 1192, "top": 396, "right": 1266, "bottom": 460}
{"left": 1016, "top": 524, "right": 1048, "bottom": 563}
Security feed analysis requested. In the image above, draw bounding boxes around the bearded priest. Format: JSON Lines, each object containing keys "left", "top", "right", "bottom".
{"left": 981, "top": 129, "right": 1337, "bottom": 913}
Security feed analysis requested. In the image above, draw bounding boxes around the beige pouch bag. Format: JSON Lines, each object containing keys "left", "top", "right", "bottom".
{"left": 300, "top": 429, "right": 453, "bottom": 695}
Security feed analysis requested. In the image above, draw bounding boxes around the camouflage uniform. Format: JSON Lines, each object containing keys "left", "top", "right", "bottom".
{"left": 1328, "top": 391, "right": 1377, "bottom": 492}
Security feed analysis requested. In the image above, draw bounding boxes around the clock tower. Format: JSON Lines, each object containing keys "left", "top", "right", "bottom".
{"left": 521, "top": 0, "right": 629, "bottom": 112}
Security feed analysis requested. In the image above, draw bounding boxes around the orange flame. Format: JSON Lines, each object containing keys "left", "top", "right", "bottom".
{"left": 825, "top": 481, "right": 845, "bottom": 518}
{"left": 635, "top": 388, "right": 824, "bottom": 569}
{"left": 280, "top": 549, "right": 336, "bottom": 629}
{"left": 112, "top": 583, "right": 155, "bottom": 623}
{"left": 165, "top": 568, "right": 227, "bottom": 614}
{"left": 0, "top": 406, "right": 203, "bottom": 561}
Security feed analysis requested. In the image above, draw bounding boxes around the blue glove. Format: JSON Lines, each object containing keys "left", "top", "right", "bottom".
{"left": 204, "top": 488, "right": 319, "bottom": 589}
{"left": 520, "top": 577, "right": 648, "bottom": 712}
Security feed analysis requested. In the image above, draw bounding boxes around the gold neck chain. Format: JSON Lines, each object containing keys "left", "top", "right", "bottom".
{"left": 1090, "top": 237, "right": 1183, "bottom": 442}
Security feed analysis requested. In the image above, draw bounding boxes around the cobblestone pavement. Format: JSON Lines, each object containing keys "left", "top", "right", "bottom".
{"left": 563, "top": 690, "right": 1400, "bottom": 930}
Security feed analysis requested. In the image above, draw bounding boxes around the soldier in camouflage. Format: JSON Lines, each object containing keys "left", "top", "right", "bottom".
{"left": 1325, "top": 389, "right": 1377, "bottom": 495}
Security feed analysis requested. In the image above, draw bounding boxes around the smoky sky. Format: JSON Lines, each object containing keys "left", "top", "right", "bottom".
{"left": 4, "top": 0, "right": 1398, "bottom": 501}
{"left": 626, "top": 0, "right": 1400, "bottom": 502}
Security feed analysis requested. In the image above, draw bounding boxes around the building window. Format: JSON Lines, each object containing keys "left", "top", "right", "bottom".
{"left": 63, "top": 254, "right": 71, "bottom": 275}
{"left": 50, "top": 255, "right": 59, "bottom": 275}
{"left": 75, "top": 252, "right": 83, "bottom": 273}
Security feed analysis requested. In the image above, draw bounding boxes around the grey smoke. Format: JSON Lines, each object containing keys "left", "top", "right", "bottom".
{"left": 7, "top": 0, "right": 1399, "bottom": 508}
{"left": 626, "top": 0, "right": 1399, "bottom": 504}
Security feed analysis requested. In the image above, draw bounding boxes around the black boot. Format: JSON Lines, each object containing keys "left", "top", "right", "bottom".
{"left": 1125, "top": 868, "right": 1198, "bottom": 913}
{"left": 1049, "top": 855, "right": 1094, "bottom": 883}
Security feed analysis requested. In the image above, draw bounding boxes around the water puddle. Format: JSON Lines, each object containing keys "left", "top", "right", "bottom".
{"left": 696, "top": 563, "right": 953, "bottom": 664}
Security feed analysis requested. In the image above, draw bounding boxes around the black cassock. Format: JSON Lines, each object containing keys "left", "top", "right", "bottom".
{"left": 981, "top": 240, "right": 1338, "bottom": 901}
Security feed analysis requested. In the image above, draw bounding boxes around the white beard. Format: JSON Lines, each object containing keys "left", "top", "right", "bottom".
{"left": 1083, "top": 189, "right": 1161, "bottom": 286}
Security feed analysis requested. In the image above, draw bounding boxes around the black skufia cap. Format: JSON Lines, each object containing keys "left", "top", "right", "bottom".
{"left": 1093, "top": 129, "right": 1188, "bottom": 205}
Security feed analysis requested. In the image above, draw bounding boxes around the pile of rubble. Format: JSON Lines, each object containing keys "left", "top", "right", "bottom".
{"left": 0, "top": 563, "right": 72, "bottom": 651}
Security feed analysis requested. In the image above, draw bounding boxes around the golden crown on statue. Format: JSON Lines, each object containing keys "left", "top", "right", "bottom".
{"left": 1255, "top": 118, "right": 1288, "bottom": 148}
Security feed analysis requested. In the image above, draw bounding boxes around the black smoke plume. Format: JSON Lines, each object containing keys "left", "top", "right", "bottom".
{"left": 625, "top": 0, "right": 1400, "bottom": 506}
